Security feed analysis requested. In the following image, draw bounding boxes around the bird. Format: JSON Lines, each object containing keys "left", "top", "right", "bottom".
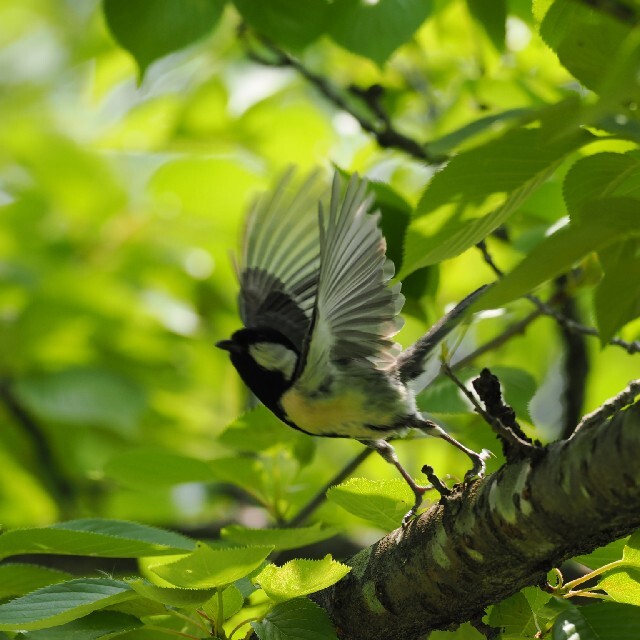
{"left": 216, "top": 169, "right": 489, "bottom": 522}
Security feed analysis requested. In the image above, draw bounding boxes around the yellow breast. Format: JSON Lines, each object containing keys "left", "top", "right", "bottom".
{"left": 280, "top": 386, "right": 394, "bottom": 438}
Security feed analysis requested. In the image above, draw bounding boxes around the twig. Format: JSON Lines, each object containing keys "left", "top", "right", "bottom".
{"left": 240, "top": 29, "right": 445, "bottom": 164}
{"left": 476, "top": 240, "right": 640, "bottom": 355}
{"left": 572, "top": 379, "right": 640, "bottom": 435}
{"left": 284, "top": 448, "right": 373, "bottom": 527}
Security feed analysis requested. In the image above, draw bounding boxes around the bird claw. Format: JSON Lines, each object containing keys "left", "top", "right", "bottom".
{"left": 464, "top": 448, "right": 493, "bottom": 482}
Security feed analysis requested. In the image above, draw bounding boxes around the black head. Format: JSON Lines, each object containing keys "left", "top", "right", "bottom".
{"left": 216, "top": 327, "right": 300, "bottom": 419}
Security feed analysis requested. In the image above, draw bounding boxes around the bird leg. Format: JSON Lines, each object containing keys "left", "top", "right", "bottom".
{"left": 361, "top": 439, "right": 433, "bottom": 524}
{"left": 418, "top": 419, "right": 491, "bottom": 481}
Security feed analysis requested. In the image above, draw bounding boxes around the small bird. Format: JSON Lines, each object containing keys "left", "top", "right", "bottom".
{"left": 217, "top": 169, "right": 488, "bottom": 521}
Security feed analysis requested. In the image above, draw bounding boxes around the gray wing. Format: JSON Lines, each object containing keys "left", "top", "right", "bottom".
{"left": 396, "top": 284, "right": 488, "bottom": 391}
{"left": 296, "top": 173, "right": 404, "bottom": 391}
{"left": 238, "top": 169, "right": 328, "bottom": 351}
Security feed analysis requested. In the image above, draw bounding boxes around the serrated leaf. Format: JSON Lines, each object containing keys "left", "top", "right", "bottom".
{"left": 622, "top": 530, "right": 640, "bottom": 565}
{"left": 103, "top": 0, "right": 225, "bottom": 78}
{"left": 401, "top": 103, "right": 590, "bottom": 278}
{"left": 128, "top": 579, "right": 216, "bottom": 606}
{"left": 599, "top": 569, "right": 640, "bottom": 605}
{"left": 553, "top": 602, "right": 640, "bottom": 640}
{"left": 255, "top": 555, "right": 350, "bottom": 602}
{"left": 0, "top": 564, "right": 73, "bottom": 599}
{"left": 0, "top": 578, "right": 134, "bottom": 631}
{"left": 327, "top": 0, "right": 432, "bottom": 66}
{"left": 575, "top": 537, "right": 628, "bottom": 569}
{"left": 13, "top": 368, "right": 145, "bottom": 434}
{"left": 19, "top": 610, "right": 141, "bottom": 639}
{"left": 104, "top": 450, "right": 216, "bottom": 489}
{"left": 220, "top": 524, "right": 339, "bottom": 551}
{"left": 233, "top": 0, "right": 330, "bottom": 51}
{"left": 477, "top": 197, "right": 640, "bottom": 309}
{"left": 251, "top": 598, "right": 338, "bottom": 640}
{"left": 0, "top": 519, "right": 195, "bottom": 560}
{"left": 326, "top": 478, "right": 414, "bottom": 530}
{"left": 150, "top": 543, "right": 273, "bottom": 589}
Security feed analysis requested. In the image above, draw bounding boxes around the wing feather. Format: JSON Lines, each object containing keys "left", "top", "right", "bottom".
{"left": 296, "top": 173, "right": 404, "bottom": 391}
{"left": 239, "top": 169, "right": 328, "bottom": 350}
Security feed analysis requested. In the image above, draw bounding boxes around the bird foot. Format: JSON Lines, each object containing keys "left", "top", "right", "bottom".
{"left": 464, "top": 448, "right": 493, "bottom": 483}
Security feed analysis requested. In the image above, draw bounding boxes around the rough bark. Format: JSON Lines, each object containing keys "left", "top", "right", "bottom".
{"left": 314, "top": 400, "right": 640, "bottom": 640}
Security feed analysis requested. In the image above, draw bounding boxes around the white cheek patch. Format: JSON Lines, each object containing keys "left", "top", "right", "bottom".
{"left": 249, "top": 343, "right": 297, "bottom": 380}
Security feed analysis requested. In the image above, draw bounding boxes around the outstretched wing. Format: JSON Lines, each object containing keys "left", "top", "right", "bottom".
{"left": 295, "top": 173, "right": 404, "bottom": 391}
{"left": 238, "top": 169, "right": 328, "bottom": 351}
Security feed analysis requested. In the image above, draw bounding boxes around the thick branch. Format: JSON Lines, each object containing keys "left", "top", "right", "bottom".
{"left": 315, "top": 400, "right": 640, "bottom": 640}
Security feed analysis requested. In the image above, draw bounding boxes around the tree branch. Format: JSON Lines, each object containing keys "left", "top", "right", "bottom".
{"left": 314, "top": 395, "right": 640, "bottom": 640}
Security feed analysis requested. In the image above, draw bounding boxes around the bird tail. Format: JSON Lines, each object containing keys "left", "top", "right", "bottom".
{"left": 396, "top": 285, "right": 488, "bottom": 391}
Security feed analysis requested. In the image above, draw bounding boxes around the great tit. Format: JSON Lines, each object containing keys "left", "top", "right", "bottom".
{"left": 217, "top": 169, "right": 488, "bottom": 521}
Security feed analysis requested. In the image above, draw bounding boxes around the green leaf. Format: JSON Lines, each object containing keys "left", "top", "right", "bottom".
{"left": 0, "top": 519, "right": 195, "bottom": 560}
{"left": 539, "top": 0, "right": 631, "bottom": 94}
{"left": 220, "top": 524, "right": 339, "bottom": 551}
{"left": 13, "top": 368, "right": 145, "bottom": 434}
{"left": 553, "top": 602, "right": 640, "bottom": 640}
{"left": 103, "top": 0, "right": 226, "bottom": 77}
{"left": 622, "top": 530, "right": 640, "bottom": 565}
{"left": 326, "top": 477, "right": 415, "bottom": 530}
{"left": 594, "top": 239, "right": 640, "bottom": 343}
{"left": 327, "top": 0, "right": 432, "bottom": 66}
{"left": 465, "top": 0, "right": 506, "bottom": 50}
{"left": 490, "top": 366, "right": 538, "bottom": 423}
{"left": 19, "top": 611, "right": 141, "bottom": 639}
{"left": 401, "top": 103, "right": 590, "bottom": 277}
{"left": 150, "top": 543, "right": 273, "bottom": 588}
{"left": 201, "top": 585, "right": 244, "bottom": 624}
{"left": 251, "top": 598, "right": 338, "bottom": 640}
{"left": 0, "top": 564, "right": 73, "bottom": 599}
{"left": 477, "top": 197, "right": 640, "bottom": 309}
{"left": 104, "top": 450, "right": 216, "bottom": 489}
{"left": 563, "top": 152, "right": 640, "bottom": 219}
{"left": 417, "top": 376, "right": 470, "bottom": 415}
{"left": 430, "top": 624, "right": 485, "bottom": 639}
{"left": 233, "top": 0, "right": 330, "bottom": 51}
{"left": 599, "top": 568, "right": 640, "bottom": 605}
{"left": 255, "top": 555, "right": 350, "bottom": 602}
{"left": 488, "top": 591, "right": 539, "bottom": 638}
{"left": 0, "top": 578, "right": 134, "bottom": 631}
{"left": 575, "top": 537, "right": 628, "bottom": 569}
{"left": 128, "top": 579, "right": 216, "bottom": 606}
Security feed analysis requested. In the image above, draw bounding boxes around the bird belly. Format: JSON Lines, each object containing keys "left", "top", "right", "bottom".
{"left": 280, "top": 386, "right": 397, "bottom": 438}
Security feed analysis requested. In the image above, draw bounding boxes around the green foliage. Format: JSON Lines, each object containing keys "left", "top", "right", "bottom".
{"left": 1, "top": 0, "right": 640, "bottom": 638}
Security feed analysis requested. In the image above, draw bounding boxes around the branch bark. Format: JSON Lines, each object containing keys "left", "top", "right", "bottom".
{"left": 314, "top": 398, "right": 640, "bottom": 640}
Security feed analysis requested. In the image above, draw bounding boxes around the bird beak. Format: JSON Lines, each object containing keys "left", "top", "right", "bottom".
{"left": 216, "top": 339, "right": 237, "bottom": 353}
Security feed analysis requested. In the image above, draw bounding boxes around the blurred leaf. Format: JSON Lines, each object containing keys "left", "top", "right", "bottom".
{"left": 150, "top": 543, "right": 273, "bottom": 588}
{"left": 103, "top": 0, "right": 226, "bottom": 77}
{"left": 0, "top": 564, "right": 73, "bottom": 599}
{"left": 552, "top": 602, "right": 640, "bottom": 640}
{"left": 255, "top": 555, "right": 350, "bottom": 602}
{"left": 326, "top": 477, "right": 414, "bottom": 530}
{"left": 0, "top": 578, "right": 134, "bottom": 631}
{"left": 430, "top": 623, "right": 484, "bottom": 639}
{"left": 327, "top": 0, "right": 432, "bottom": 65}
{"left": 19, "top": 611, "right": 141, "bottom": 639}
{"left": 417, "top": 376, "right": 469, "bottom": 415}
{"left": 0, "top": 519, "right": 195, "bottom": 560}
{"left": 13, "top": 368, "right": 145, "bottom": 434}
{"left": 104, "top": 450, "right": 216, "bottom": 489}
{"left": 220, "top": 524, "right": 340, "bottom": 550}
{"left": 233, "top": 0, "right": 330, "bottom": 50}
{"left": 491, "top": 366, "right": 537, "bottom": 423}
{"left": 251, "top": 598, "right": 338, "bottom": 640}
{"left": 478, "top": 198, "right": 640, "bottom": 309}
{"left": 402, "top": 102, "right": 590, "bottom": 278}
{"left": 465, "top": 0, "right": 506, "bottom": 50}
